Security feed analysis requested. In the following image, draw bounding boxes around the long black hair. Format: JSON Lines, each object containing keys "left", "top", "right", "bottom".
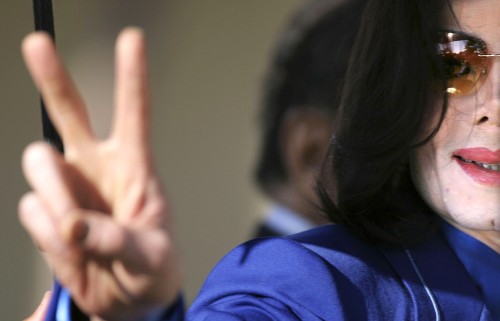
{"left": 318, "top": 0, "right": 452, "bottom": 246}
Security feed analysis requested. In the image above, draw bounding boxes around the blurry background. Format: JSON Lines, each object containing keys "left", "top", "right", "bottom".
{"left": 0, "top": 0, "right": 303, "bottom": 319}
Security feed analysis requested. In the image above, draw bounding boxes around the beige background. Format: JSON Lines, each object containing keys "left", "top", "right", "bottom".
{"left": 0, "top": 1, "right": 303, "bottom": 319}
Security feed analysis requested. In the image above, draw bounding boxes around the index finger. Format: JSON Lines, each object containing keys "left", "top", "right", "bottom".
{"left": 22, "top": 32, "right": 93, "bottom": 151}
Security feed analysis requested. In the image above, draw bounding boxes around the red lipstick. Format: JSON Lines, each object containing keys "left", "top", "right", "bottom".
{"left": 453, "top": 148, "right": 500, "bottom": 187}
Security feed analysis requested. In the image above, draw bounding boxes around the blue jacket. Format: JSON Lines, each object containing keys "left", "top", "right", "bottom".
{"left": 46, "top": 224, "right": 492, "bottom": 320}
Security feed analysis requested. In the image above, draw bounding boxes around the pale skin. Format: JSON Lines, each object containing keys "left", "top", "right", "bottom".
{"left": 19, "top": 29, "right": 181, "bottom": 321}
{"left": 410, "top": 0, "right": 500, "bottom": 253}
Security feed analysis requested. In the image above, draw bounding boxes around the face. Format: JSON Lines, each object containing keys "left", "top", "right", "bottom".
{"left": 410, "top": 0, "right": 500, "bottom": 251}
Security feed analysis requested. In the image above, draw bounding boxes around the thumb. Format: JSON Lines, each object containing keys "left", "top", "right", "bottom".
{"left": 24, "top": 291, "right": 52, "bottom": 321}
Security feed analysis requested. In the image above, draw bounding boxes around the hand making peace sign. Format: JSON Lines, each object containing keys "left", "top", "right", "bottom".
{"left": 19, "top": 28, "right": 181, "bottom": 321}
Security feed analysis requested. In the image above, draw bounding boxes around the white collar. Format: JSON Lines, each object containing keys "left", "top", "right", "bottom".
{"left": 263, "top": 204, "right": 316, "bottom": 235}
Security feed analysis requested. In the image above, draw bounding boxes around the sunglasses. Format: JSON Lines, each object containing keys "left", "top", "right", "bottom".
{"left": 437, "top": 31, "right": 500, "bottom": 95}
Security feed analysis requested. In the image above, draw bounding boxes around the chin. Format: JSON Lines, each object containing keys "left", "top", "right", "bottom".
{"left": 440, "top": 200, "right": 500, "bottom": 233}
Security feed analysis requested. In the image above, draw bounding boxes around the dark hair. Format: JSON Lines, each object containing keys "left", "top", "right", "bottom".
{"left": 318, "top": 0, "right": 452, "bottom": 246}
{"left": 254, "top": 0, "right": 366, "bottom": 195}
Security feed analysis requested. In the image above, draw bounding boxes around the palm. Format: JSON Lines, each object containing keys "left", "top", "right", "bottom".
{"left": 19, "top": 29, "right": 181, "bottom": 320}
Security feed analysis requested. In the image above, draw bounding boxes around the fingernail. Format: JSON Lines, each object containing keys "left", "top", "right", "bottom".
{"left": 72, "top": 219, "right": 89, "bottom": 243}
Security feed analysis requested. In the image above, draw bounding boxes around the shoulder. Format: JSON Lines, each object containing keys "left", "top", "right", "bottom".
{"left": 211, "top": 224, "right": 388, "bottom": 286}
{"left": 188, "top": 224, "right": 487, "bottom": 320}
{"left": 188, "top": 225, "right": 410, "bottom": 320}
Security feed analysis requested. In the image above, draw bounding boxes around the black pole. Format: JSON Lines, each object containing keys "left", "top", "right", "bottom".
{"left": 32, "top": 0, "right": 64, "bottom": 153}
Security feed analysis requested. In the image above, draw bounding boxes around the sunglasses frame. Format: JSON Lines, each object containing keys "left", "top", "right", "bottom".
{"left": 437, "top": 30, "right": 499, "bottom": 95}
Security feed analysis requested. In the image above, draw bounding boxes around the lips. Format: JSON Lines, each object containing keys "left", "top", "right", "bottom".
{"left": 453, "top": 148, "right": 500, "bottom": 187}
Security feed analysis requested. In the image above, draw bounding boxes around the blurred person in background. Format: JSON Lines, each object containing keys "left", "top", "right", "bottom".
{"left": 253, "top": 0, "right": 365, "bottom": 237}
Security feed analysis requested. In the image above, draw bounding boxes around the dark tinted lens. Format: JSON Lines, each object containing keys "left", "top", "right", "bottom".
{"left": 437, "top": 32, "right": 487, "bottom": 95}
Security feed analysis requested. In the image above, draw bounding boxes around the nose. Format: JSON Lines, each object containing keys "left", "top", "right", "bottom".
{"left": 477, "top": 56, "right": 500, "bottom": 127}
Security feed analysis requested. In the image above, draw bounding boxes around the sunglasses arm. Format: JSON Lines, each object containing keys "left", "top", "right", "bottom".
{"left": 478, "top": 53, "right": 500, "bottom": 57}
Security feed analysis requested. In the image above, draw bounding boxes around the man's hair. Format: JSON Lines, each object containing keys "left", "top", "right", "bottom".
{"left": 318, "top": 0, "right": 453, "bottom": 246}
{"left": 254, "top": 0, "right": 366, "bottom": 195}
